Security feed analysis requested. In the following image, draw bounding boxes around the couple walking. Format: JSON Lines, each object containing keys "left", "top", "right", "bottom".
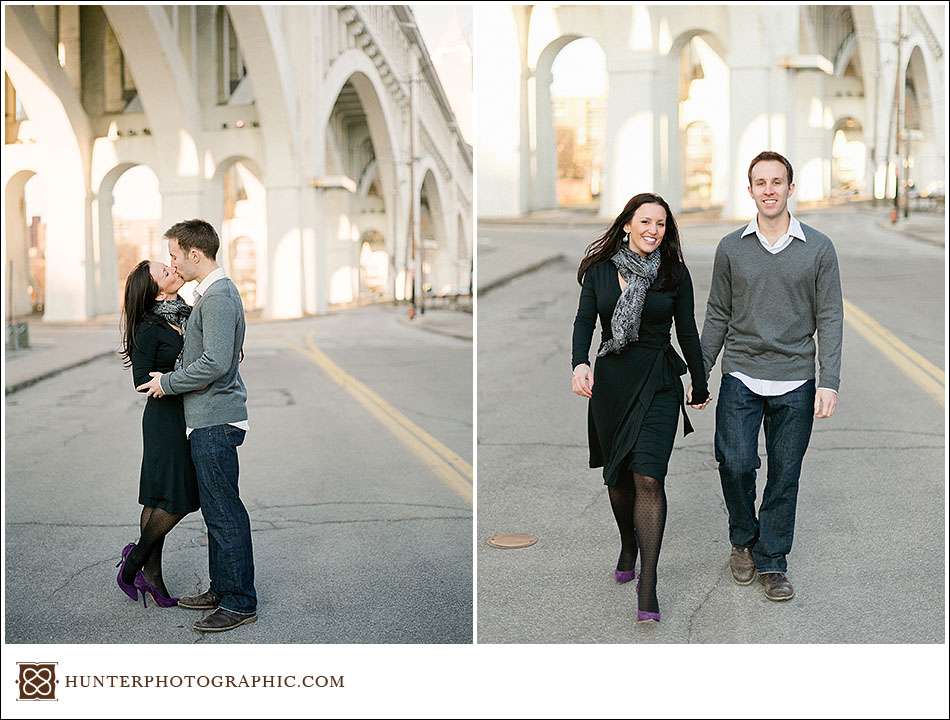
{"left": 571, "top": 151, "right": 843, "bottom": 622}
{"left": 117, "top": 219, "right": 258, "bottom": 634}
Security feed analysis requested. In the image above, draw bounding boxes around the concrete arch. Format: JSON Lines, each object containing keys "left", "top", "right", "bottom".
{"left": 903, "top": 45, "right": 942, "bottom": 194}
{"left": 319, "top": 54, "right": 403, "bottom": 308}
{"left": 103, "top": 6, "right": 202, "bottom": 186}
{"left": 4, "top": 169, "right": 41, "bottom": 316}
{"left": 416, "top": 164, "right": 451, "bottom": 296}
{"left": 656, "top": 27, "right": 730, "bottom": 213}
{"left": 319, "top": 50, "right": 403, "bottom": 202}
{"left": 95, "top": 161, "right": 163, "bottom": 315}
{"left": 209, "top": 154, "right": 268, "bottom": 310}
{"left": 531, "top": 34, "right": 604, "bottom": 211}
{"left": 5, "top": 5, "right": 94, "bottom": 320}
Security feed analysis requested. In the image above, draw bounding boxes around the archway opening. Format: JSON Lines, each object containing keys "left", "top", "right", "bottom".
{"left": 4, "top": 171, "right": 46, "bottom": 318}
{"left": 111, "top": 165, "right": 162, "bottom": 306}
{"left": 677, "top": 34, "right": 728, "bottom": 212}
{"left": 547, "top": 37, "right": 607, "bottom": 209}
{"left": 419, "top": 171, "right": 448, "bottom": 297}
{"left": 219, "top": 158, "right": 265, "bottom": 311}
{"left": 831, "top": 117, "right": 865, "bottom": 196}
{"left": 904, "top": 47, "right": 939, "bottom": 202}
{"left": 325, "top": 77, "right": 392, "bottom": 305}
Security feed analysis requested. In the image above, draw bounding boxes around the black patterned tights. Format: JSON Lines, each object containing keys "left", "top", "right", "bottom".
{"left": 608, "top": 471, "right": 667, "bottom": 613}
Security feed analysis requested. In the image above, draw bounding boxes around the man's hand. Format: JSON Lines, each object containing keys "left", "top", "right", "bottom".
{"left": 136, "top": 372, "right": 166, "bottom": 398}
{"left": 571, "top": 364, "right": 593, "bottom": 399}
{"left": 687, "top": 384, "right": 711, "bottom": 410}
{"left": 814, "top": 388, "right": 838, "bottom": 418}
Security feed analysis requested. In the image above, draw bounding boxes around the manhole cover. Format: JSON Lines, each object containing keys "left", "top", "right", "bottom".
{"left": 487, "top": 533, "right": 538, "bottom": 549}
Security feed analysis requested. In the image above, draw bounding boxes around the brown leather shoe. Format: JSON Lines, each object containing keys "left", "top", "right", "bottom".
{"left": 177, "top": 589, "right": 221, "bottom": 610}
{"left": 759, "top": 572, "right": 795, "bottom": 601}
{"left": 729, "top": 546, "right": 756, "bottom": 585}
{"left": 193, "top": 608, "right": 258, "bottom": 633}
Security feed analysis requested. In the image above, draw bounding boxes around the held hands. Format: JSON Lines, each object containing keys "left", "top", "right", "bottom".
{"left": 814, "top": 388, "right": 838, "bottom": 418}
{"left": 136, "top": 372, "right": 166, "bottom": 398}
{"left": 571, "top": 364, "right": 594, "bottom": 399}
{"left": 687, "top": 384, "right": 711, "bottom": 410}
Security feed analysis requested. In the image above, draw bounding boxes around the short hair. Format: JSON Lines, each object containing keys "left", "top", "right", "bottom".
{"left": 748, "top": 151, "right": 794, "bottom": 187}
{"left": 164, "top": 219, "right": 219, "bottom": 260}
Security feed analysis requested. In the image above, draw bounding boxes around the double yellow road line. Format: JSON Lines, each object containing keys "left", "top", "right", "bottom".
{"left": 844, "top": 298, "right": 945, "bottom": 406}
{"left": 295, "top": 335, "right": 473, "bottom": 505}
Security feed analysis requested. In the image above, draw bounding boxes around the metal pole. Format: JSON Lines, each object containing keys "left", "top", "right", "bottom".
{"left": 894, "top": 6, "right": 903, "bottom": 218}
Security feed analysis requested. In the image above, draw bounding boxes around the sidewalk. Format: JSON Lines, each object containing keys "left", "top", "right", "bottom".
{"left": 397, "top": 306, "right": 472, "bottom": 341}
{"left": 4, "top": 319, "right": 121, "bottom": 395}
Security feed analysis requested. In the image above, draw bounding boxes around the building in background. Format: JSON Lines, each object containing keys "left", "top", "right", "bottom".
{"left": 477, "top": 4, "right": 945, "bottom": 220}
{"left": 4, "top": 5, "right": 472, "bottom": 322}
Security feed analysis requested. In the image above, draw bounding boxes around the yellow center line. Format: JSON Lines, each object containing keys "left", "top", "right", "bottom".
{"left": 293, "top": 334, "right": 473, "bottom": 505}
{"left": 843, "top": 297, "right": 945, "bottom": 406}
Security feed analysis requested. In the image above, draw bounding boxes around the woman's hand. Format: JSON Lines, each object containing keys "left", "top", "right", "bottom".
{"left": 571, "top": 364, "right": 594, "bottom": 398}
{"left": 687, "top": 384, "right": 711, "bottom": 409}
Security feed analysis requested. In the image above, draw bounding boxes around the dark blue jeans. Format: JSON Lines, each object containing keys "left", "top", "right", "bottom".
{"left": 190, "top": 424, "right": 257, "bottom": 614}
{"left": 714, "top": 375, "right": 815, "bottom": 574}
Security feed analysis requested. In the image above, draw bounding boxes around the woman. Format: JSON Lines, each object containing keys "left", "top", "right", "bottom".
{"left": 116, "top": 260, "right": 199, "bottom": 608}
{"left": 571, "top": 193, "right": 710, "bottom": 623}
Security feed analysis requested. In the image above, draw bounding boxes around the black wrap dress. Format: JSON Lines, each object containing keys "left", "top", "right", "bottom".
{"left": 572, "top": 260, "right": 709, "bottom": 486}
{"left": 131, "top": 316, "right": 200, "bottom": 514}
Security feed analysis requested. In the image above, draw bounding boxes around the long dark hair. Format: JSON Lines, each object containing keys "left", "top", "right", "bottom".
{"left": 577, "top": 192, "right": 684, "bottom": 290}
{"left": 120, "top": 260, "right": 159, "bottom": 367}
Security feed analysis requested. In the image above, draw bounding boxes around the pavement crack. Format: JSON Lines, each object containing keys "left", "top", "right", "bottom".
{"left": 686, "top": 569, "right": 727, "bottom": 644}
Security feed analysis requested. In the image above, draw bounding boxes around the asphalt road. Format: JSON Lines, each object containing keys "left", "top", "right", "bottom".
{"left": 476, "top": 207, "right": 945, "bottom": 643}
{"left": 5, "top": 305, "right": 473, "bottom": 644}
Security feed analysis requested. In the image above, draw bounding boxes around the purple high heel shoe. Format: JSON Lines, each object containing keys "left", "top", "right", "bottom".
{"left": 115, "top": 543, "right": 142, "bottom": 603}
{"left": 613, "top": 568, "right": 637, "bottom": 584}
{"left": 134, "top": 574, "right": 179, "bottom": 608}
{"left": 635, "top": 577, "right": 661, "bottom": 622}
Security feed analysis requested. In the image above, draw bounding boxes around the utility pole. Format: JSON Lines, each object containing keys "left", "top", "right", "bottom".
{"left": 893, "top": 6, "right": 904, "bottom": 220}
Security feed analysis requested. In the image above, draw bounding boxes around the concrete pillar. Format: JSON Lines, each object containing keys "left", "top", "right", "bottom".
{"left": 726, "top": 63, "right": 777, "bottom": 218}
{"left": 602, "top": 57, "right": 657, "bottom": 217}
{"left": 653, "top": 53, "right": 681, "bottom": 212}
{"left": 790, "top": 69, "right": 831, "bottom": 204}
{"left": 533, "top": 61, "right": 557, "bottom": 210}
{"left": 92, "top": 186, "right": 119, "bottom": 315}
{"left": 3, "top": 175, "right": 36, "bottom": 317}
{"left": 264, "top": 184, "right": 304, "bottom": 319}
{"left": 43, "top": 177, "right": 94, "bottom": 321}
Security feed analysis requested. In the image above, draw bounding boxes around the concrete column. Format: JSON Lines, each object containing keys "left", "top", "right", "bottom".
{"left": 653, "top": 54, "right": 681, "bottom": 212}
{"left": 726, "top": 63, "right": 779, "bottom": 218}
{"left": 3, "top": 176, "right": 36, "bottom": 317}
{"left": 92, "top": 187, "right": 119, "bottom": 315}
{"left": 790, "top": 69, "right": 831, "bottom": 204}
{"left": 43, "top": 177, "right": 94, "bottom": 321}
{"left": 533, "top": 62, "right": 557, "bottom": 210}
{"left": 264, "top": 184, "right": 304, "bottom": 319}
{"left": 602, "top": 59, "right": 657, "bottom": 217}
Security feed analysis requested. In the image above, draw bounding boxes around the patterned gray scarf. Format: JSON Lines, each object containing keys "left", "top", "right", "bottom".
{"left": 597, "top": 243, "right": 661, "bottom": 356}
{"left": 151, "top": 296, "right": 191, "bottom": 329}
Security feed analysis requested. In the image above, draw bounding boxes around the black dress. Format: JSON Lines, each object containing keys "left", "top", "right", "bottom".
{"left": 572, "top": 260, "right": 709, "bottom": 486}
{"left": 131, "top": 316, "right": 200, "bottom": 514}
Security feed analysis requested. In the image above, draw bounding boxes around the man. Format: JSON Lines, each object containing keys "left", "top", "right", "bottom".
{"left": 137, "top": 219, "right": 258, "bottom": 632}
{"left": 699, "top": 151, "right": 843, "bottom": 601}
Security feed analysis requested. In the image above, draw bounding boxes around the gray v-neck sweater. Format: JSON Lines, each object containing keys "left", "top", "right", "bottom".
{"left": 699, "top": 221, "right": 843, "bottom": 391}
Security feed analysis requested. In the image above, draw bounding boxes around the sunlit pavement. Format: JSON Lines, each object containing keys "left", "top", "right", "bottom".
{"left": 477, "top": 206, "right": 944, "bottom": 643}
{"left": 5, "top": 305, "right": 473, "bottom": 644}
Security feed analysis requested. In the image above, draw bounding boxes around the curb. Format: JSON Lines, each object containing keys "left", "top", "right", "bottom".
{"left": 5, "top": 349, "right": 116, "bottom": 396}
{"left": 478, "top": 253, "right": 567, "bottom": 296}
{"left": 874, "top": 219, "right": 945, "bottom": 248}
{"left": 397, "top": 315, "right": 473, "bottom": 342}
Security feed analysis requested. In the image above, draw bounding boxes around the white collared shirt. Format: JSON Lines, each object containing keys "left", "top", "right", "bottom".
{"left": 732, "top": 213, "right": 837, "bottom": 397}
{"left": 184, "top": 266, "right": 250, "bottom": 436}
